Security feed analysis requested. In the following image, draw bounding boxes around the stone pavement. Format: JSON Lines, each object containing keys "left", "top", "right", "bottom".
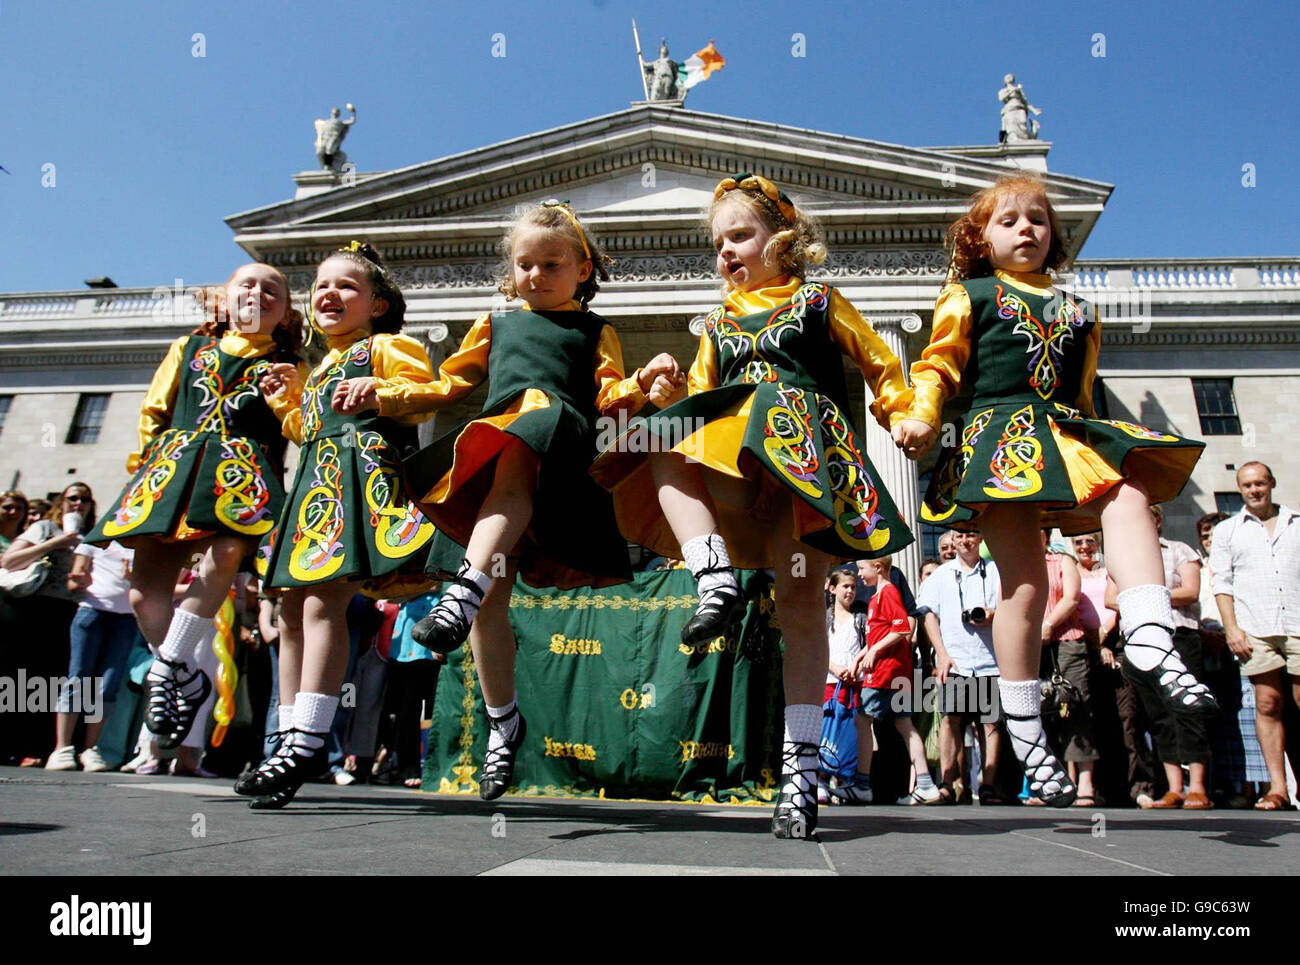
{"left": 2, "top": 771, "right": 1297, "bottom": 876}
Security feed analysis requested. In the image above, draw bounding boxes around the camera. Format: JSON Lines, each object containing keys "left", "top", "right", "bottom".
{"left": 961, "top": 606, "right": 987, "bottom": 624}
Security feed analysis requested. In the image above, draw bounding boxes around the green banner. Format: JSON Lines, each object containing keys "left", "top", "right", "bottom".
{"left": 424, "top": 568, "right": 786, "bottom": 803}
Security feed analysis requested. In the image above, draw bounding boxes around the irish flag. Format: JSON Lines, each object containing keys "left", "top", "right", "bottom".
{"left": 679, "top": 41, "right": 725, "bottom": 90}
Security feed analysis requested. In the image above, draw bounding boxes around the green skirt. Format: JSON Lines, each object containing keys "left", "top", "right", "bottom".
{"left": 264, "top": 429, "right": 435, "bottom": 589}
{"left": 404, "top": 392, "right": 632, "bottom": 590}
{"left": 591, "top": 381, "right": 913, "bottom": 568}
{"left": 922, "top": 400, "right": 1204, "bottom": 534}
{"left": 89, "top": 429, "right": 284, "bottom": 546}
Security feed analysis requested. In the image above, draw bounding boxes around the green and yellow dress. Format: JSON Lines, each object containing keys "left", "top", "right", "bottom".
{"left": 910, "top": 269, "right": 1203, "bottom": 533}
{"left": 88, "top": 331, "right": 302, "bottom": 549}
{"left": 591, "top": 277, "right": 914, "bottom": 567}
{"left": 262, "top": 330, "right": 436, "bottom": 589}
{"left": 402, "top": 300, "right": 646, "bottom": 589}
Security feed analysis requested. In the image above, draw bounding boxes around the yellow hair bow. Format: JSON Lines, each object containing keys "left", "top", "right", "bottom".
{"left": 714, "top": 172, "right": 796, "bottom": 224}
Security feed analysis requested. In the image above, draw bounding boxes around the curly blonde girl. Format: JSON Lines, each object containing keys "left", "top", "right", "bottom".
{"left": 708, "top": 173, "right": 828, "bottom": 283}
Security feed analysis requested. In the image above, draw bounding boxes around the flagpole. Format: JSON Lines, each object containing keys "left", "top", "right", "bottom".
{"left": 632, "top": 19, "right": 649, "bottom": 101}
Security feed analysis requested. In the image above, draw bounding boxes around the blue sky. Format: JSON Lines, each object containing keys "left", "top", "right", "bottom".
{"left": 3, "top": 0, "right": 1297, "bottom": 292}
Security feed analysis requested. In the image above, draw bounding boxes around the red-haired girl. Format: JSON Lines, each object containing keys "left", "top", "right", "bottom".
{"left": 893, "top": 174, "right": 1216, "bottom": 806}
{"left": 85, "top": 264, "right": 304, "bottom": 752}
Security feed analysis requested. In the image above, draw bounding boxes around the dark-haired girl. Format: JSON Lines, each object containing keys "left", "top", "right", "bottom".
{"left": 83, "top": 264, "right": 304, "bottom": 753}
{"left": 237, "top": 242, "right": 437, "bottom": 801}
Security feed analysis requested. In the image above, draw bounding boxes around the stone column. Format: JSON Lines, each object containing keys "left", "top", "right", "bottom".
{"left": 862, "top": 313, "right": 924, "bottom": 588}
{"left": 417, "top": 322, "right": 451, "bottom": 447}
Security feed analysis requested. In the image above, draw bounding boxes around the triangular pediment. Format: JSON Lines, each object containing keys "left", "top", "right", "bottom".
{"left": 230, "top": 105, "right": 1109, "bottom": 227}
{"left": 227, "top": 105, "right": 1111, "bottom": 270}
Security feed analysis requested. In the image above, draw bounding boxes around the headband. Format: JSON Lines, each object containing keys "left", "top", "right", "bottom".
{"left": 540, "top": 199, "right": 592, "bottom": 260}
{"left": 713, "top": 172, "right": 796, "bottom": 225}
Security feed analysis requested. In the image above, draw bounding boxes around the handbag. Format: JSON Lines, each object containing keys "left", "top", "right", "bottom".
{"left": 819, "top": 682, "right": 859, "bottom": 780}
{"left": 0, "top": 556, "right": 51, "bottom": 598}
{"left": 1040, "top": 645, "right": 1082, "bottom": 719}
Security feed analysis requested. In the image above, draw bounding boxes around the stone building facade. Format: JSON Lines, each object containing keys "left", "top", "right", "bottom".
{"left": 3, "top": 106, "right": 1296, "bottom": 580}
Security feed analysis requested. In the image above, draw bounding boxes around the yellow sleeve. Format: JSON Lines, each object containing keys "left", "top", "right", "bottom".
{"left": 907, "top": 284, "right": 973, "bottom": 430}
{"left": 266, "top": 361, "right": 309, "bottom": 445}
{"left": 1075, "top": 312, "right": 1102, "bottom": 417}
{"left": 128, "top": 336, "right": 187, "bottom": 471}
{"left": 593, "top": 325, "right": 648, "bottom": 416}
{"left": 686, "top": 332, "right": 719, "bottom": 395}
{"left": 370, "top": 333, "right": 439, "bottom": 425}
{"left": 827, "top": 289, "right": 913, "bottom": 431}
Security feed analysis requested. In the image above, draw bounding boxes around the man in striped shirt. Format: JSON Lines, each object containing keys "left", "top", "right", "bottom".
{"left": 1211, "top": 462, "right": 1300, "bottom": 811}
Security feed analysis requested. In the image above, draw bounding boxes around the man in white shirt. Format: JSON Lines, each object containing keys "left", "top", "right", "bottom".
{"left": 1211, "top": 462, "right": 1300, "bottom": 811}
{"left": 916, "top": 530, "right": 1004, "bottom": 803}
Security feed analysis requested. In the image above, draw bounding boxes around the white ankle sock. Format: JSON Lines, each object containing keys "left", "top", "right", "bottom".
{"left": 441, "top": 561, "right": 491, "bottom": 622}
{"left": 157, "top": 609, "right": 211, "bottom": 667}
{"left": 487, "top": 697, "right": 520, "bottom": 744}
{"left": 681, "top": 534, "right": 737, "bottom": 595}
{"left": 783, "top": 703, "right": 822, "bottom": 748}
{"left": 278, "top": 705, "right": 295, "bottom": 733}
{"left": 291, "top": 692, "right": 338, "bottom": 751}
{"left": 1117, "top": 584, "right": 1182, "bottom": 672}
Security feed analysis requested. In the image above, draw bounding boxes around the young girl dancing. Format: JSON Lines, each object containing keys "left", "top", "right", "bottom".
{"left": 85, "top": 264, "right": 303, "bottom": 750}
{"left": 892, "top": 173, "right": 1216, "bottom": 806}
{"left": 402, "top": 201, "right": 673, "bottom": 800}
{"left": 236, "top": 242, "right": 437, "bottom": 801}
{"left": 593, "top": 173, "right": 915, "bottom": 838}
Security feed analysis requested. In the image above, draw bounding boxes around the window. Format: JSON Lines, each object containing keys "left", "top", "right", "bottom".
{"left": 1192, "top": 378, "right": 1241, "bottom": 435}
{"left": 0, "top": 396, "right": 11, "bottom": 437}
{"left": 1214, "top": 491, "right": 1245, "bottom": 515}
{"left": 66, "top": 394, "right": 110, "bottom": 444}
{"left": 1091, "top": 379, "right": 1110, "bottom": 419}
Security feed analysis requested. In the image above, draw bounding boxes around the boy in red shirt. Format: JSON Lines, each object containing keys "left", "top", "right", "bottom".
{"left": 853, "top": 559, "right": 942, "bottom": 804}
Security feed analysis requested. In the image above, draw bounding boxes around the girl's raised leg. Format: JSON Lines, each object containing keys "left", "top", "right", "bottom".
{"left": 413, "top": 438, "right": 538, "bottom": 653}
{"left": 139, "top": 536, "right": 248, "bottom": 749}
{"left": 650, "top": 451, "right": 743, "bottom": 643}
{"left": 1098, "top": 481, "right": 1217, "bottom": 715}
{"left": 981, "top": 504, "right": 1076, "bottom": 806}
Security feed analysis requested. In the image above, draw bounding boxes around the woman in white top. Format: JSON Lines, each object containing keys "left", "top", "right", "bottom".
{"left": 824, "top": 569, "right": 873, "bottom": 804}
{"left": 45, "top": 540, "right": 138, "bottom": 771}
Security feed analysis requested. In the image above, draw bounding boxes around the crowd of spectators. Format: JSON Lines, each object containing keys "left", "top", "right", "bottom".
{"left": 3, "top": 463, "right": 1297, "bottom": 813}
{"left": 0, "top": 481, "right": 446, "bottom": 787}
{"left": 819, "top": 461, "right": 1299, "bottom": 811}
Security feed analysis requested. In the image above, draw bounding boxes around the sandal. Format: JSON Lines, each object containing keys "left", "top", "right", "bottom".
{"left": 479, "top": 708, "right": 527, "bottom": 802}
{"left": 1071, "top": 795, "right": 1098, "bottom": 808}
{"left": 935, "top": 782, "right": 957, "bottom": 805}
{"left": 1254, "top": 792, "right": 1296, "bottom": 811}
{"left": 144, "top": 657, "right": 213, "bottom": 750}
{"left": 978, "top": 784, "right": 1011, "bottom": 806}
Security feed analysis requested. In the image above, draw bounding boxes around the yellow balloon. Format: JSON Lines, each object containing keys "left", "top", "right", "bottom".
{"left": 210, "top": 591, "right": 239, "bottom": 747}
